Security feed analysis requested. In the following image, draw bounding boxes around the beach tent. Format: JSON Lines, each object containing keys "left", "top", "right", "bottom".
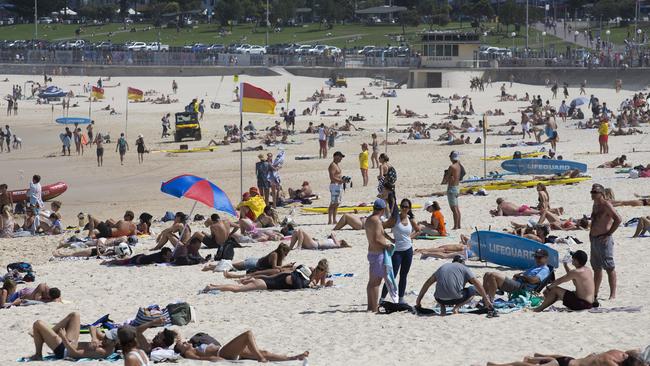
{"left": 39, "top": 86, "right": 69, "bottom": 99}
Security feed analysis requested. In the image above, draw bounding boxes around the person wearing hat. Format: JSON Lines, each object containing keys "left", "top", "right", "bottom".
{"left": 135, "top": 134, "right": 146, "bottom": 164}
{"left": 255, "top": 153, "right": 271, "bottom": 204}
{"left": 27, "top": 312, "right": 116, "bottom": 360}
{"left": 589, "top": 183, "right": 621, "bottom": 301}
{"left": 534, "top": 250, "right": 595, "bottom": 312}
{"left": 365, "top": 198, "right": 395, "bottom": 313}
{"left": 442, "top": 151, "right": 463, "bottom": 230}
{"left": 483, "top": 249, "right": 551, "bottom": 301}
{"left": 359, "top": 143, "right": 369, "bottom": 187}
{"left": 327, "top": 151, "right": 345, "bottom": 225}
{"left": 415, "top": 255, "right": 494, "bottom": 316}
{"left": 419, "top": 201, "right": 446, "bottom": 236}
{"left": 288, "top": 181, "right": 313, "bottom": 200}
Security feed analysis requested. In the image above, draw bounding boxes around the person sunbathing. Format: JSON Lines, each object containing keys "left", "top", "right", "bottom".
{"left": 86, "top": 211, "right": 136, "bottom": 238}
{"left": 611, "top": 196, "right": 650, "bottom": 207}
{"left": 151, "top": 212, "right": 190, "bottom": 250}
{"left": 487, "top": 348, "right": 649, "bottom": 366}
{"left": 513, "top": 212, "right": 590, "bottom": 231}
{"left": 135, "top": 318, "right": 178, "bottom": 354}
{"left": 598, "top": 155, "right": 629, "bottom": 168}
{"left": 288, "top": 229, "right": 350, "bottom": 250}
{"left": 490, "top": 198, "right": 540, "bottom": 216}
{"left": 332, "top": 213, "right": 366, "bottom": 230}
{"left": 174, "top": 330, "right": 309, "bottom": 363}
{"left": 414, "top": 234, "right": 475, "bottom": 259}
{"left": 288, "top": 181, "right": 313, "bottom": 200}
{"left": 632, "top": 216, "right": 650, "bottom": 237}
{"left": 202, "top": 259, "right": 331, "bottom": 293}
{"left": 9, "top": 282, "right": 61, "bottom": 305}
{"left": 101, "top": 247, "right": 173, "bottom": 266}
{"left": 28, "top": 312, "right": 116, "bottom": 361}
{"left": 53, "top": 237, "right": 131, "bottom": 258}
{"left": 203, "top": 243, "right": 292, "bottom": 273}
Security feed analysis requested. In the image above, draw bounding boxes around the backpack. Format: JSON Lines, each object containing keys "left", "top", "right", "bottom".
{"left": 166, "top": 302, "right": 193, "bottom": 326}
{"left": 215, "top": 237, "right": 239, "bottom": 261}
{"left": 385, "top": 166, "right": 397, "bottom": 186}
{"left": 189, "top": 332, "right": 221, "bottom": 348}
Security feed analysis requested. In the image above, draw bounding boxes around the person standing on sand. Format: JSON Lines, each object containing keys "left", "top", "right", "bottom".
{"left": 359, "top": 143, "right": 369, "bottom": 186}
{"left": 442, "top": 151, "right": 462, "bottom": 230}
{"left": 95, "top": 133, "right": 104, "bottom": 167}
{"left": 599, "top": 118, "right": 609, "bottom": 154}
{"left": 589, "top": 183, "right": 621, "bottom": 303}
{"left": 172, "top": 80, "right": 178, "bottom": 94}
{"left": 365, "top": 199, "right": 395, "bottom": 312}
{"left": 370, "top": 133, "right": 379, "bottom": 168}
{"left": 116, "top": 133, "right": 129, "bottom": 165}
{"left": 161, "top": 113, "right": 171, "bottom": 138}
{"left": 86, "top": 121, "right": 94, "bottom": 146}
{"left": 255, "top": 153, "right": 271, "bottom": 204}
{"left": 135, "top": 134, "right": 146, "bottom": 164}
{"left": 328, "top": 151, "right": 345, "bottom": 225}
{"left": 28, "top": 175, "right": 43, "bottom": 233}
{"left": 4, "top": 125, "right": 11, "bottom": 153}
{"left": 318, "top": 123, "right": 327, "bottom": 159}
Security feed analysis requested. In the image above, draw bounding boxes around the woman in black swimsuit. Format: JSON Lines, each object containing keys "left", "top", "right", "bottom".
{"left": 203, "top": 243, "right": 291, "bottom": 274}
{"left": 202, "top": 259, "right": 331, "bottom": 293}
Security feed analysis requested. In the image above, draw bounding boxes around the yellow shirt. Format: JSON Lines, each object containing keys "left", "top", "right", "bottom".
{"left": 359, "top": 150, "right": 369, "bottom": 169}
{"left": 598, "top": 122, "right": 609, "bottom": 136}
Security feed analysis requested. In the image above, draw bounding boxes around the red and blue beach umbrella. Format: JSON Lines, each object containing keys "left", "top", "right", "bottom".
{"left": 160, "top": 174, "right": 236, "bottom": 217}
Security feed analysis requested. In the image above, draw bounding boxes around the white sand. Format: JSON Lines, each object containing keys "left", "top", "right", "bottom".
{"left": 1, "top": 71, "right": 649, "bottom": 365}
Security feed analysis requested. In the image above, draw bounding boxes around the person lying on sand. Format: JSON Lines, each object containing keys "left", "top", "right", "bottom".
{"left": 202, "top": 243, "right": 292, "bottom": 273}
{"left": 414, "top": 234, "right": 474, "bottom": 260}
{"left": 632, "top": 216, "right": 650, "bottom": 237}
{"left": 534, "top": 250, "right": 595, "bottom": 312}
{"left": 151, "top": 212, "right": 190, "bottom": 250}
{"left": 101, "top": 247, "right": 173, "bottom": 266}
{"left": 515, "top": 212, "right": 590, "bottom": 231}
{"left": 202, "top": 259, "right": 331, "bottom": 293}
{"left": 486, "top": 347, "right": 650, "bottom": 366}
{"left": 610, "top": 126, "right": 644, "bottom": 136}
{"left": 288, "top": 181, "right": 313, "bottom": 200}
{"left": 490, "top": 198, "right": 540, "bottom": 216}
{"left": 532, "top": 169, "right": 582, "bottom": 180}
{"left": 8, "top": 282, "right": 61, "bottom": 306}
{"left": 507, "top": 223, "right": 550, "bottom": 243}
{"left": 27, "top": 312, "right": 116, "bottom": 361}
{"left": 380, "top": 139, "right": 406, "bottom": 145}
{"left": 607, "top": 188, "right": 650, "bottom": 207}
{"left": 288, "top": 229, "right": 350, "bottom": 250}
{"left": 598, "top": 155, "right": 629, "bottom": 168}
{"left": 53, "top": 237, "right": 131, "bottom": 258}
{"left": 86, "top": 211, "right": 136, "bottom": 239}
{"left": 135, "top": 318, "right": 178, "bottom": 354}
{"left": 174, "top": 330, "right": 309, "bottom": 363}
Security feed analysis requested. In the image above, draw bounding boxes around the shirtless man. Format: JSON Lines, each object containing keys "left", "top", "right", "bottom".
{"left": 191, "top": 213, "right": 238, "bottom": 249}
{"left": 328, "top": 151, "right": 345, "bottom": 225}
{"left": 135, "top": 318, "right": 178, "bottom": 354}
{"left": 442, "top": 151, "right": 462, "bottom": 229}
{"left": 152, "top": 212, "right": 190, "bottom": 250}
{"left": 589, "top": 183, "right": 621, "bottom": 301}
{"left": 87, "top": 211, "right": 136, "bottom": 238}
{"left": 29, "top": 312, "right": 116, "bottom": 361}
{"left": 534, "top": 250, "right": 595, "bottom": 312}
{"left": 491, "top": 198, "right": 540, "bottom": 216}
{"left": 487, "top": 348, "right": 649, "bottom": 366}
{"left": 10, "top": 282, "right": 61, "bottom": 305}
{"left": 364, "top": 199, "right": 395, "bottom": 312}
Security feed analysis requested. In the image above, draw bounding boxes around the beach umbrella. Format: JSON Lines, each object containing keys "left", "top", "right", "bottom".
{"left": 570, "top": 96, "right": 589, "bottom": 107}
{"left": 160, "top": 174, "right": 236, "bottom": 218}
{"left": 56, "top": 117, "right": 91, "bottom": 125}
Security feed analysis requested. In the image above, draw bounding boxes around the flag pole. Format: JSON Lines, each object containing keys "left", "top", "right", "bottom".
{"left": 239, "top": 82, "right": 244, "bottom": 199}
{"left": 88, "top": 94, "right": 92, "bottom": 119}
{"left": 483, "top": 114, "right": 488, "bottom": 178}
{"left": 125, "top": 91, "right": 129, "bottom": 138}
{"left": 385, "top": 99, "right": 389, "bottom": 154}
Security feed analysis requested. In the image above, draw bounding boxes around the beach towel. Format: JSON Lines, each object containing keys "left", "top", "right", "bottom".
{"left": 545, "top": 305, "right": 642, "bottom": 313}
{"left": 328, "top": 273, "right": 354, "bottom": 278}
{"left": 383, "top": 248, "right": 398, "bottom": 303}
{"left": 17, "top": 353, "right": 121, "bottom": 362}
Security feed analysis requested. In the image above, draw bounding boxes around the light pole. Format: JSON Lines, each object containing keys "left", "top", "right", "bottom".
{"left": 34, "top": 0, "right": 38, "bottom": 40}
{"left": 542, "top": 31, "right": 546, "bottom": 57}
{"left": 525, "top": 0, "right": 529, "bottom": 51}
{"left": 606, "top": 29, "right": 610, "bottom": 56}
{"left": 574, "top": 30, "right": 579, "bottom": 43}
{"left": 265, "top": 0, "right": 269, "bottom": 46}
{"left": 511, "top": 32, "right": 516, "bottom": 53}
{"left": 637, "top": 29, "right": 643, "bottom": 67}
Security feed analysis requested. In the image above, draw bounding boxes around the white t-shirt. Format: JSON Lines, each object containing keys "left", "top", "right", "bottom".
{"left": 318, "top": 127, "right": 326, "bottom": 141}
{"left": 28, "top": 182, "right": 43, "bottom": 208}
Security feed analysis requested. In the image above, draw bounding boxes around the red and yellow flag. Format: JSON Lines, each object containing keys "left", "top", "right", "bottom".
{"left": 91, "top": 86, "right": 104, "bottom": 99}
{"left": 127, "top": 87, "right": 143, "bottom": 101}
{"left": 240, "top": 82, "right": 276, "bottom": 115}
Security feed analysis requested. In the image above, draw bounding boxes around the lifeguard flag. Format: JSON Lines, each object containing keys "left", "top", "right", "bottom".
{"left": 91, "top": 86, "right": 104, "bottom": 99}
{"left": 128, "top": 87, "right": 143, "bottom": 101}
{"left": 240, "top": 82, "right": 276, "bottom": 114}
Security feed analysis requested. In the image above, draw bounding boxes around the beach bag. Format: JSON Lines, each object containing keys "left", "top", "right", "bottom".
{"left": 215, "top": 237, "right": 238, "bottom": 261}
{"left": 189, "top": 332, "right": 221, "bottom": 348}
{"left": 167, "top": 302, "right": 192, "bottom": 326}
{"left": 379, "top": 301, "right": 415, "bottom": 314}
{"left": 385, "top": 166, "right": 397, "bottom": 186}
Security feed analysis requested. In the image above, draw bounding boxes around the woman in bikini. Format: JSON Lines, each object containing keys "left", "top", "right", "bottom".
{"left": 370, "top": 133, "right": 380, "bottom": 168}
{"left": 0, "top": 278, "right": 16, "bottom": 307}
{"left": 202, "top": 259, "right": 331, "bottom": 293}
{"left": 414, "top": 234, "right": 476, "bottom": 259}
{"left": 202, "top": 243, "right": 293, "bottom": 273}
{"left": 288, "top": 229, "right": 350, "bottom": 250}
{"left": 173, "top": 330, "right": 309, "bottom": 363}
{"left": 536, "top": 183, "right": 563, "bottom": 215}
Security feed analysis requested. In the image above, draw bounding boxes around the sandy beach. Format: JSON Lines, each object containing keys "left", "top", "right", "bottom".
{"left": 1, "top": 70, "right": 649, "bottom": 365}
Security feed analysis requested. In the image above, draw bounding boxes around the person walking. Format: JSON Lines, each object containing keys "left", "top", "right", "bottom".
{"left": 116, "top": 133, "right": 129, "bottom": 165}
{"left": 95, "top": 133, "right": 104, "bottom": 167}
{"left": 198, "top": 99, "right": 205, "bottom": 120}
{"left": 161, "top": 113, "right": 171, "bottom": 138}
{"left": 172, "top": 80, "right": 178, "bottom": 94}
{"left": 4, "top": 125, "right": 11, "bottom": 153}
{"left": 135, "top": 134, "right": 146, "bottom": 164}
{"left": 589, "top": 184, "right": 621, "bottom": 303}
{"left": 327, "top": 151, "right": 345, "bottom": 225}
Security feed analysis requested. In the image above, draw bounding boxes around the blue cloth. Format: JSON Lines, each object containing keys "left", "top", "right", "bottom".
{"left": 519, "top": 265, "right": 550, "bottom": 290}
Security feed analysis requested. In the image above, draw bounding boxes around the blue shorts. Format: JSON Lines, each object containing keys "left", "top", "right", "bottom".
{"left": 330, "top": 184, "right": 342, "bottom": 204}
{"left": 447, "top": 186, "right": 459, "bottom": 207}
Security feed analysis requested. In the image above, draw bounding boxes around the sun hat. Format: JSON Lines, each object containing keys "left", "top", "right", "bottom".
{"left": 424, "top": 201, "right": 434, "bottom": 210}
{"left": 295, "top": 265, "right": 312, "bottom": 281}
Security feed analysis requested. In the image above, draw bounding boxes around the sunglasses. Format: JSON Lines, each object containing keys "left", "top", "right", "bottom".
{"left": 590, "top": 191, "right": 602, "bottom": 194}
{"left": 400, "top": 205, "right": 411, "bottom": 209}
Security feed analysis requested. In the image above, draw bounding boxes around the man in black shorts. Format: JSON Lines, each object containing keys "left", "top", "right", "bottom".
{"left": 101, "top": 247, "right": 173, "bottom": 266}
{"left": 534, "top": 250, "right": 595, "bottom": 312}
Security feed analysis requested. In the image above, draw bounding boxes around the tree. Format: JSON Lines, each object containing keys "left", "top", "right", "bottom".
{"left": 119, "top": 0, "right": 129, "bottom": 21}
{"left": 500, "top": 0, "right": 521, "bottom": 32}
{"left": 8, "top": 0, "right": 66, "bottom": 20}
{"left": 215, "top": 0, "right": 243, "bottom": 26}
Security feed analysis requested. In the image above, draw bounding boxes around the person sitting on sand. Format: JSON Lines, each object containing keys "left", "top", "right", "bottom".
{"left": 28, "top": 312, "right": 116, "bottom": 361}
{"left": 483, "top": 249, "right": 551, "bottom": 301}
{"left": 101, "top": 247, "right": 173, "bottom": 266}
{"left": 419, "top": 201, "right": 447, "bottom": 236}
{"left": 151, "top": 212, "right": 190, "bottom": 250}
{"left": 490, "top": 198, "right": 540, "bottom": 216}
{"left": 190, "top": 213, "right": 238, "bottom": 250}
{"left": 203, "top": 243, "right": 292, "bottom": 273}
{"left": 288, "top": 229, "right": 350, "bottom": 250}
{"left": 38, "top": 212, "right": 62, "bottom": 235}
{"left": 632, "top": 216, "right": 650, "bottom": 237}
{"left": 202, "top": 259, "right": 331, "bottom": 293}
{"left": 86, "top": 211, "right": 137, "bottom": 239}
{"left": 414, "top": 234, "right": 474, "bottom": 260}
{"left": 9, "top": 282, "right": 61, "bottom": 305}
{"left": 598, "top": 155, "right": 629, "bottom": 168}
{"left": 415, "top": 255, "right": 495, "bottom": 316}
{"left": 174, "top": 330, "right": 309, "bottom": 363}
{"left": 534, "top": 250, "right": 595, "bottom": 312}
{"left": 487, "top": 347, "right": 650, "bottom": 366}
{"left": 288, "top": 181, "right": 313, "bottom": 200}
{"left": 0, "top": 278, "right": 16, "bottom": 308}
{"left": 535, "top": 183, "right": 564, "bottom": 215}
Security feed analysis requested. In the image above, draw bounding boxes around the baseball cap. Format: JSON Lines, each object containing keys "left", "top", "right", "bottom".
{"left": 534, "top": 248, "right": 549, "bottom": 257}
{"left": 450, "top": 151, "right": 460, "bottom": 161}
{"left": 570, "top": 250, "right": 588, "bottom": 266}
{"left": 334, "top": 151, "right": 345, "bottom": 158}
{"left": 424, "top": 200, "right": 434, "bottom": 210}
{"left": 373, "top": 199, "right": 386, "bottom": 210}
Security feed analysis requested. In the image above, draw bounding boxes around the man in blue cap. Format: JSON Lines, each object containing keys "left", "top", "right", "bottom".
{"left": 364, "top": 198, "right": 395, "bottom": 313}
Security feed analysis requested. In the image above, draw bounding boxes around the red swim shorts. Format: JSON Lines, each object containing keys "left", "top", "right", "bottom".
{"left": 599, "top": 135, "right": 608, "bottom": 143}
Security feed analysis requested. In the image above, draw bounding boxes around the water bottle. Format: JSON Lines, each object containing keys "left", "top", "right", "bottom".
{"left": 562, "top": 252, "right": 572, "bottom": 264}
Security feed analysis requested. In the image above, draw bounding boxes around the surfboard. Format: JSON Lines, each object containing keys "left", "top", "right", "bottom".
{"left": 501, "top": 159, "right": 588, "bottom": 175}
{"left": 10, "top": 182, "right": 68, "bottom": 202}
{"left": 461, "top": 176, "right": 591, "bottom": 193}
{"left": 469, "top": 231, "right": 559, "bottom": 269}
{"left": 415, "top": 235, "right": 447, "bottom": 240}
{"left": 55, "top": 117, "right": 92, "bottom": 125}
{"left": 302, "top": 204, "right": 423, "bottom": 214}
{"left": 153, "top": 146, "right": 218, "bottom": 153}
{"left": 481, "top": 152, "right": 544, "bottom": 161}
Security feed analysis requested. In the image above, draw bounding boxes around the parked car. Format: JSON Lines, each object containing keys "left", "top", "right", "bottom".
{"left": 236, "top": 44, "right": 251, "bottom": 53}
{"left": 146, "top": 42, "right": 169, "bottom": 51}
{"left": 227, "top": 43, "right": 242, "bottom": 53}
{"left": 246, "top": 45, "right": 266, "bottom": 54}
{"left": 191, "top": 43, "right": 207, "bottom": 52}
{"left": 38, "top": 17, "right": 53, "bottom": 24}
{"left": 283, "top": 43, "right": 301, "bottom": 54}
{"left": 207, "top": 44, "right": 225, "bottom": 53}
{"left": 266, "top": 43, "right": 290, "bottom": 54}
{"left": 309, "top": 44, "right": 328, "bottom": 55}
{"left": 358, "top": 45, "right": 375, "bottom": 55}
{"left": 127, "top": 41, "right": 148, "bottom": 51}
{"left": 96, "top": 41, "right": 113, "bottom": 50}
{"left": 67, "top": 40, "right": 86, "bottom": 49}
{"left": 296, "top": 45, "right": 312, "bottom": 55}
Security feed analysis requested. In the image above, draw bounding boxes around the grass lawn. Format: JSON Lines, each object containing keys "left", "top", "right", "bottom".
{"left": 583, "top": 23, "right": 650, "bottom": 45}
